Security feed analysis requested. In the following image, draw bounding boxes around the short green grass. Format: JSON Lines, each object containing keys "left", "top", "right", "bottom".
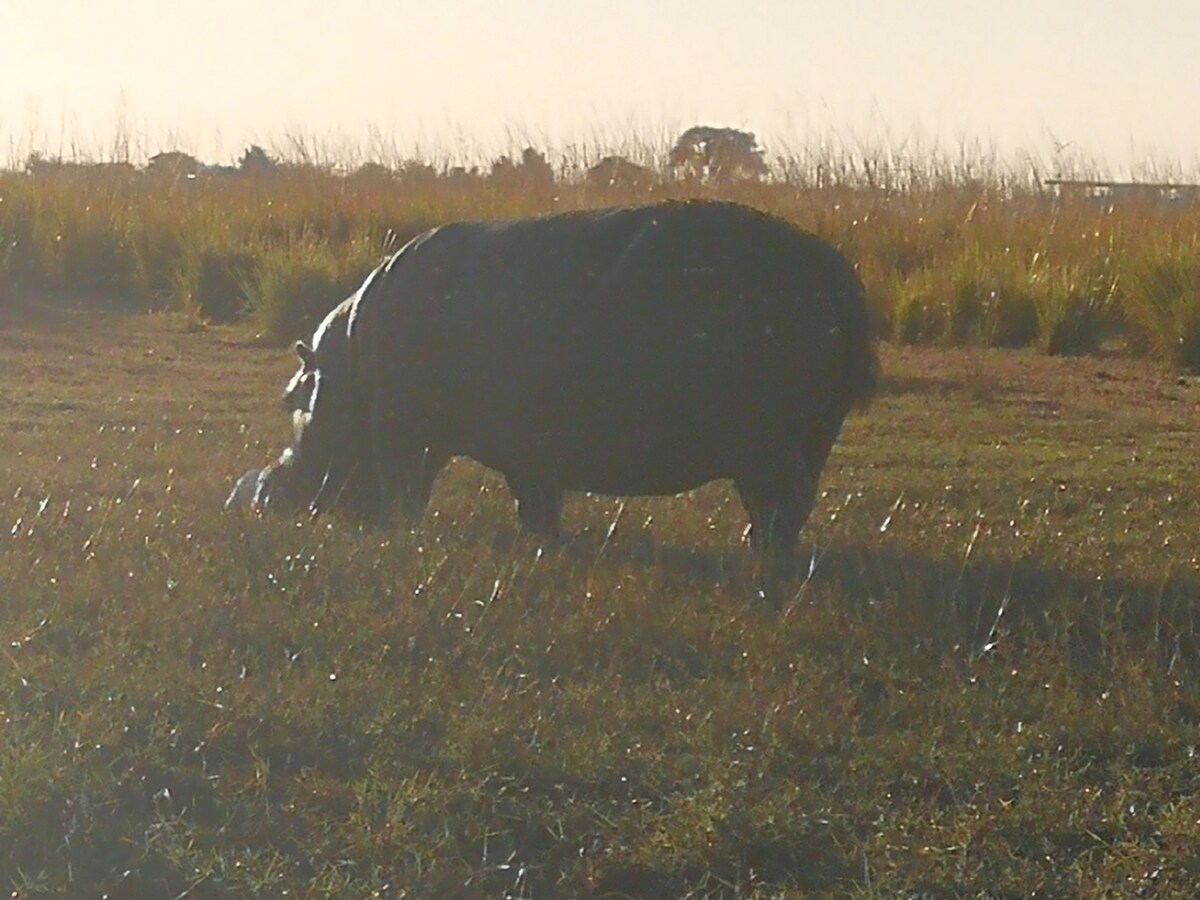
{"left": 2, "top": 313, "right": 1199, "bottom": 897}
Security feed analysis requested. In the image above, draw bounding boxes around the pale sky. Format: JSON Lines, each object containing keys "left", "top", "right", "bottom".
{"left": 2, "top": 0, "right": 1198, "bottom": 176}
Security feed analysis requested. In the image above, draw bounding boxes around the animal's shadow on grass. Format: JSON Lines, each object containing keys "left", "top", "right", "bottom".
{"left": 803, "top": 539, "right": 1200, "bottom": 674}
{"left": 490, "top": 524, "right": 757, "bottom": 585}
{"left": 450, "top": 529, "right": 1200, "bottom": 896}
{"left": 533, "top": 525, "right": 1200, "bottom": 673}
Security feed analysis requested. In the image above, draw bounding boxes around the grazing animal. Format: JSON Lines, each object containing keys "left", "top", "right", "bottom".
{"left": 241, "top": 200, "right": 879, "bottom": 554}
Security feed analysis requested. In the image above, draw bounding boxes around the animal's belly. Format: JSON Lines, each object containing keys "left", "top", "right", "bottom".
{"left": 555, "top": 457, "right": 725, "bottom": 497}
{"left": 455, "top": 416, "right": 741, "bottom": 496}
{"left": 406, "top": 360, "right": 794, "bottom": 493}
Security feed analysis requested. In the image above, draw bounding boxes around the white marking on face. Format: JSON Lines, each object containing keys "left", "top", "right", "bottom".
{"left": 290, "top": 370, "right": 322, "bottom": 442}
{"left": 292, "top": 408, "right": 312, "bottom": 442}
{"left": 309, "top": 370, "right": 321, "bottom": 411}
{"left": 309, "top": 369, "right": 324, "bottom": 420}
{"left": 284, "top": 367, "right": 306, "bottom": 399}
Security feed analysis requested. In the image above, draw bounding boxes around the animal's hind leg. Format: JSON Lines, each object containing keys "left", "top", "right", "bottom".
{"left": 735, "top": 441, "right": 834, "bottom": 557}
{"left": 736, "top": 481, "right": 805, "bottom": 558}
{"left": 505, "top": 473, "right": 563, "bottom": 541}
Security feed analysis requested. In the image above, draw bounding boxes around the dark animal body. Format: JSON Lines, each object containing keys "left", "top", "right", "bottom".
{"left": 253, "top": 200, "right": 879, "bottom": 553}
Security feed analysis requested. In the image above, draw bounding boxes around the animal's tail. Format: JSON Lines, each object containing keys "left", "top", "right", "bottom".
{"left": 841, "top": 279, "right": 882, "bottom": 411}
{"left": 845, "top": 332, "right": 882, "bottom": 411}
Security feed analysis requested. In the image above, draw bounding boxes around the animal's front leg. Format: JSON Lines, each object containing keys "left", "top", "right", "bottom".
{"left": 370, "top": 392, "right": 446, "bottom": 524}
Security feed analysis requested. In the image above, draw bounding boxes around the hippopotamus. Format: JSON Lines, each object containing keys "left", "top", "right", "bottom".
{"left": 231, "top": 200, "right": 879, "bottom": 553}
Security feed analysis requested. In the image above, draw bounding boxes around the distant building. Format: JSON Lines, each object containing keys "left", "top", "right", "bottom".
{"left": 1043, "top": 178, "right": 1200, "bottom": 205}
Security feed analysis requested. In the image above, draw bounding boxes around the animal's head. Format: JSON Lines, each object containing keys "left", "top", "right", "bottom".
{"left": 255, "top": 302, "right": 376, "bottom": 519}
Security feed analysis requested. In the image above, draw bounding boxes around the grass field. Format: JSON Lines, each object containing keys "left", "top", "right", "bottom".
{"left": 2, "top": 307, "right": 1199, "bottom": 896}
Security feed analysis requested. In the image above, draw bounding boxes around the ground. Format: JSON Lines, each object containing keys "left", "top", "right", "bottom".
{"left": 1, "top": 308, "right": 1199, "bottom": 896}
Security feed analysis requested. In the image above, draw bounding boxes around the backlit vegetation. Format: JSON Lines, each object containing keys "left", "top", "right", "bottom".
{"left": 3, "top": 137, "right": 1200, "bottom": 370}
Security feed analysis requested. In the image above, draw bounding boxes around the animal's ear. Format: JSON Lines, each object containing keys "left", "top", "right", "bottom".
{"left": 294, "top": 341, "right": 317, "bottom": 369}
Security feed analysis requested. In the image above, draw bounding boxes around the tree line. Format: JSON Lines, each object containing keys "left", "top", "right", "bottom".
{"left": 17, "top": 126, "right": 771, "bottom": 188}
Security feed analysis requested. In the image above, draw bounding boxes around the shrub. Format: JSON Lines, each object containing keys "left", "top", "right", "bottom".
{"left": 57, "top": 220, "right": 140, "bottom": 300}
{"left": 1031, "top": 265, "right": 1111, "bottom": 356}
{"left": 891, "top": 246, "right": 1038, "bottom": 348}
{"left": 245, "top": 232, "right": 385, "bottom": 343}
{"left": 169, "top": 244, "right": 259, "bottom": 323}
{"left": 1121, "top": 241, "right": 1200, "bottom": 373}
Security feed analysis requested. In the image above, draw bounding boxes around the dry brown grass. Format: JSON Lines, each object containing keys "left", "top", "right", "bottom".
{"left": 4, "top": 148, "right": 1200, "bottom": 369}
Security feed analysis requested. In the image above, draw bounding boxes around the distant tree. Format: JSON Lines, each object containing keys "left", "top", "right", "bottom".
{"left": 585, "top": 155, "right": 656, "bottom": 192}
{"left": 23, "top": 152, "right": 62, "bottom": 175}
{"left": 238, "top": 145, "right": 277, "bottom": 174}
{"left": 97, "top": 161, "right": 139, "bottom": 178}
{"left": 348, "top": 161, "right": 394, "bottom": 182}
{"left": 519, "top": 147, "right": 555, "bottom": 187}
{"left": 146, "top": 151, "right": 202, "bottom": 178}
{"left": 393, "top": 160, "right": 440, "bottom": 190}
{"left": 445, "top": 165, "right": 483, "bottom": 189}
{"left": 23, "top": 154, "right": 136, "bottom": 179}
{"left": 668, "top": 126, "right": 768, "bottom": 183}
{"left": 489, "top": 147, "right": 555, "bottom": 197}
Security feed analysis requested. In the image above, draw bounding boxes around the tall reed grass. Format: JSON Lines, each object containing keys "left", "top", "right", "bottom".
{"left": 3, "top": 143, "right": 1200, "bottom": 369}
